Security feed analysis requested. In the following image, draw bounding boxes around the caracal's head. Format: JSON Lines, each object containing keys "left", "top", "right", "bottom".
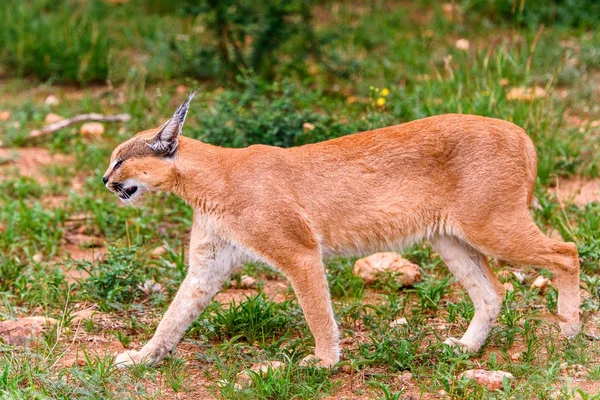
{"left": 103, "top": 90, "right": 197, "bottom": 204}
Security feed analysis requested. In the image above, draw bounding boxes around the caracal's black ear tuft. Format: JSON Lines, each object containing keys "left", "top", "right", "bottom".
{"left": 148, "top": 88, "right": 199, "bottom": 157}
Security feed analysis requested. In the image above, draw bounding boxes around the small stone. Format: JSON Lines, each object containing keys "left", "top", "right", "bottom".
{"left": 0, "top": 111, "right": 10, "bottom": 121}
{"left": 302, "top": 122, "right": 316, "bottom": 132}
{"left": 0, "top": 223, "right": 5, "bottom": 233}
{"left": 44, "top": 95, "right": 60, "bottom": 106}
{"left": 506, "top": 87, "right": 547, "bottom": 101}
{"left": 354, "top": 252, "right": 421, "bottom": 286}
{"left": 502, "top": 282, "right": 514, "bottom": 292}
{"left": 499, "top": 78, "right": 510, "bottom": 87}
{"left": 239, "top": 275, "right": 257, "bottom": 289}
{"left": 138, "top": 280, "right": 165, "bottom": 296}
{"left": 62, "top": 356, "right": 85, "bottom": 367}
{"left": 32, "top": 253, "right": 43, "bottom": 264}
{"left": 176, "top": 84, "right": 188, "bottom": 94}
{"left": 235, "top": 361, "right": 285, "bottom": 389}
{"left": 44, "top": 113, "right": 64, "bottom": 124}
{"left": 512, "top": 271, "right": 526, "bottom": 283}
{"left": 531, "top": 275, "right": 551, "bottom": 292}
{"left": 497, "top": 270, "right": 511, "bottom": 280}
{"left": 80, "top": 122, "right": 105, "bottom": 137}
{"left": 0, "top": 316, "right": 58, "bottom": 345}
{"left": 459, "top": 369, "right": 514, "bottom": 391}
{"left": 151, "top": 245, "right": 167, "bottom": 258}
{"left": 72, "top": 308, "right": 97, "bottom": 324}
{"left": 389, "top": 317, "right": 408, "bottom": 328}
{"left": 341, "top": 364, "right": 353, "bottom": 374}
{"left": 510, "top": 352, "right": 521, "bottom": 361}
{"left": 455, "top": 38, "right": 470, "bottom": 51}
{"left": 441, "top": 3, "right": 462, "bottom": 22}
{"left": 399, "top": 372, "right": 413, "bottom": 381}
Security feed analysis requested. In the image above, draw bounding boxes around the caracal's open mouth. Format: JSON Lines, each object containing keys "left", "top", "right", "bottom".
{"left": 119, "top": 185, "right": 138, "bottom": 200}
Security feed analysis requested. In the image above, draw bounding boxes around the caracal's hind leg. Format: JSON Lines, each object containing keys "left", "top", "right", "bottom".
{"left": 470, "top": 218, "right": 581, "bottom": 338}
{"left": 278, "top": 251, "right": 340, "bottom": 367}
{"left": 430, "top": 236, "right": 504, "bottom": 352}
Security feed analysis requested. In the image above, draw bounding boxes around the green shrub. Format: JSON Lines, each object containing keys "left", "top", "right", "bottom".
{"left": 79, "top": 245, "right": 146, "bottom": 308}
{"left": 0, "top": 0, "right": 110, "bottom": 83}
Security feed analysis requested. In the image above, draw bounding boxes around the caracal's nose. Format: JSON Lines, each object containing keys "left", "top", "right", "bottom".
{"left": 102, "top": 176, "right": 108, "bottom": 184}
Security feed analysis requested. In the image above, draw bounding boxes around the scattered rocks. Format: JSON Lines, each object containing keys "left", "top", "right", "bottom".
{"left": 512, "top": 271, "right": 526, "bottom": 283}
{"left": 44, "top": 95, "right": 60, "bottom": 106}
{"left": 455, "top": 38, "right": 470, "bottom": 51}
{"left": 32, "top": 253, "right": 43, "bottom": 264}
{"left": 510, "top": 352, "right": 521, "bottom": 361}
{"left": 389, "top": 317, "right": 408, "bottom": 328}
{"left": 560, "top": 363, "right": 588, "bottom": 379}
{"left": 441, "top": 3, "right": 462, "bottom": 22}
{"left": 459, "top": 369, "right": 514, "bottom": 390}
{"left": 399, "top": 372, "right": 413, "bottom": 382}
{"left": 72, "top": 308, "right": 97, "bottom": 324}
{"left": 353, "top": 252, "right": 421, "bottom": 286}
{"left": 234, "top": 361, "right": 285, "bottom": 390}
{"left": 341, "top": 364, "right": 353, "bottom": 374}
{"left": 64, "top": 233, "right": 104, "bottom": 248}
{"left": 176, "top": 84, "right": 188, "bottom": 94}
{"left": 138, "top": 280, "right": 165, "bottom": 296}
{"left": 302, "top": 122, "right": 316, "bottom": 132}
{"left": 531, "top": 275, "right": 551, "bottom": 292}
{"left": 239, "top": 275, "right": 257, "bottom": 289}
{"left": 151, "top": 245, "right": 167, "bottom": 258}
{"left": 79, "top": 122, "right": 105, "bottom": 137}
{"left": 0, "top": 316, "right": 58, "bottom": 345}
{"left": 44, "top": 113, "right": 64, "bottom": 124}
{"left": 506, "top": 86, "right": 547, "bottom": 101}
{"left": 499, "top": 78, "right": 510, "bottom": 87}
{"left": 497, "top": 270, "right": 511, "bottom": 281}
{"left": 502, "top": 282, "right": 514, "bottom": 292}
{"left": 0, "top": 111, "right": 11, "bottom": 121}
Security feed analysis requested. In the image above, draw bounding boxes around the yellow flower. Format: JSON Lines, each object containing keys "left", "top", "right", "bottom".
{"left": 381, "top": 88, "right": 390, "bottom": 97}
{"left": 376, "top": 97, "right": 386, "bottom": 106}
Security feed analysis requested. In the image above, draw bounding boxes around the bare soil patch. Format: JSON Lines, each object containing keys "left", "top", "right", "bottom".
{"left": 0, "top": 147, "right": 73, "bottom": 183}
{"left": 550, "top": 177, "right": 600, "bottom": 207}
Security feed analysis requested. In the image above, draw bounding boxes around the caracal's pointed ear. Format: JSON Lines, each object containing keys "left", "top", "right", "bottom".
{"left": 147, "top": 88, "right": 199, "bottom": 157}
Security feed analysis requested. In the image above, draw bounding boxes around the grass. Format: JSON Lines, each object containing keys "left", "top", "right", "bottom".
{"left": 1, "top": 0, "right": 600, "bottom": 399}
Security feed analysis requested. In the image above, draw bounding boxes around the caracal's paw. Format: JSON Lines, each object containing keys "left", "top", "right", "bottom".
{"left": 115, "top": 350, "right": 151, "bottom": 368}
{"left": 560, "top": 321, "right": 581, "bottom": 338}
{"left": 299, "top": 354, "right": 339, "bottom": 368}
{"left": 442, "top": 337, "right": 478, "bottom": 354}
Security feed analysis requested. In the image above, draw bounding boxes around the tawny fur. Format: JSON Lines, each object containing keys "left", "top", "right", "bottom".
{"left": 104, "top": 100, "right": 581, "bottom": 368}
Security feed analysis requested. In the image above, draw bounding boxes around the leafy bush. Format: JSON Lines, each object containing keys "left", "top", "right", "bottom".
{"left": 79, "top": 245, "right": 146, "bottom": 308}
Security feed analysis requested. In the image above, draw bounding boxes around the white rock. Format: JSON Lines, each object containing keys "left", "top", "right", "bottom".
{"left": 44, "top": 113, "right": 64, "bottom": 124}
{"left": 44, "top": 95, "right": 60, "bottom": 106}
{"left": 80, "top": 122, "right": 105, "bottom": 137}
{"left": 531, "top": 275, "right": 551, "bottom": 292}
{"left": 353, "top": 252, "right": 421, "bottom": 286}
{"left": 512, "top": 271, "right": 526, "bottom": 283}
{"left": 459, "top": 369, "right": 514, "bottom": 390}
{"left": 455, "top": 39, "right": 470, "bottom": 51}
{"left": 151, "top": 245, "right": 167, "bottom": 258}
{"left": 32, "top": 253, "right": 43, "bottom": 264}
{"left": 0, "top": 317, "right": 58, "bottom": 345}
{"left": 239, "top": 275, "right": 257, "bottom": 289}
{"left": 389, "top": 317, "right": 408, "bottom": 328}
{"left": 302, "top": 122, "right": 316, "bottom": 132}
{"left": 235, "top": 361, "right": 285, "bottom": 389}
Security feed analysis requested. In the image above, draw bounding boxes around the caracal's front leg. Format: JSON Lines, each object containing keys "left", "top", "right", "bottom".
{"left": 116, "top": 226, "right": 242, "bottom": 367}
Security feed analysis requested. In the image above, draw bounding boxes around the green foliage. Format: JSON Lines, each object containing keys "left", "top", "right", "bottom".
{"left": 469, "top": 0, "right": 600, "bottom": 29}
{"left": 0, "top": 0, "right": 110, "bottom": 83}
{"left": 190, "top": 294, "right": 296, "bottom": 345}
{"left": 78, "top": 245, "right": 146, "bottom": 308}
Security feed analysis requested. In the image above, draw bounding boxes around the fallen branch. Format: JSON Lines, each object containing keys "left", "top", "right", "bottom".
{"left": 29, "top": 113, "right": 131, "bottom": 139}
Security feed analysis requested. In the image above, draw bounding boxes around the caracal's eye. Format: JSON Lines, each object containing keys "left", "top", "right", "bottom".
{"left": 114, "top": 160, "right": 124, "bottom": 169}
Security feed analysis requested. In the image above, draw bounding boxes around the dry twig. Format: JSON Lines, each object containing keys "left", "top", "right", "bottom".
{"left": 29, "top": 113, "right": 131, "bottom": 139}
